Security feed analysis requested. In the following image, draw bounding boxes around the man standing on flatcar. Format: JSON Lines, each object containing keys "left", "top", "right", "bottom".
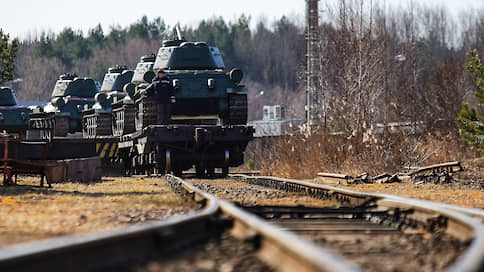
{"left": 148, "top": 70, "right": 175, "bottom": 125}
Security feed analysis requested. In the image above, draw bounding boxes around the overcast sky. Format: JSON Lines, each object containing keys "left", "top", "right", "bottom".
{"left": 1, "top": 0, "right": 483, "bottom": 39}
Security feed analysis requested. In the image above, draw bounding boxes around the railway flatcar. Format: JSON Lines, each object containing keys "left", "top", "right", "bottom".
{"left": 27, "top": 31, "right": 253, "bottom": 178}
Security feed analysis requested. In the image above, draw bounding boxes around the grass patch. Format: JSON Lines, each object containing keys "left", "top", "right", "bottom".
{"left": 0, "top": 176, "right": 197, "bottom": 247}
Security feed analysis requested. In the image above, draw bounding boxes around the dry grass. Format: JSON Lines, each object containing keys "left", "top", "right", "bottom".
{"left": 255, "top": 132, "right": 479, "bottom": 179}
{"left": 311, "top": 158, "right": 484, "bottom": 208}
{"left": 247, "top": 132, "right": 484, "bottom": 209}
{"left": 0, "top": 176, "right": 197, "bottom": 247}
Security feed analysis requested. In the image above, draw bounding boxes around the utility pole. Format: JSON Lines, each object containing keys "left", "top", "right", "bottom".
{"left": 306, "top": 0, "right": 323, "bottom": 128}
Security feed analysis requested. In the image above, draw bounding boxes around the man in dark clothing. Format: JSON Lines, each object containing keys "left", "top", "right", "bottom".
{"left": 147, "top": 70, "right": 175, "bottom": 125}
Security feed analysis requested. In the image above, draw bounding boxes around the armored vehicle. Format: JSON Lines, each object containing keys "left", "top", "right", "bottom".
{"left": 0, "top": 87, "right": 33, "bottom": 137}
{"left": 111, "top": 54, "right": 156, "bottom": 136}
{"left": 121, "top": 34, "right": 252, "bottom": 177}
{"left": 83, "top": 66, "right": 134, "bottom": 137}
{"left": 135, "top": 38, "right": 248, "bottom": 128}
{"left": 29, "top": 73, "right": 99, "bottom": 137}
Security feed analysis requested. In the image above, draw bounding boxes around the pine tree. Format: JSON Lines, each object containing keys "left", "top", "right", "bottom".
{"left": 456, "top": 49, "right": 484, "bottom": 153}
{"left": 0, "top": 29, "right": 19, "bottom": 84}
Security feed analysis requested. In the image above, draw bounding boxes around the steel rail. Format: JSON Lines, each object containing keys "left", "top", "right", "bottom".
{"left": 231, "top": 174, "right": 484, "bottom": 272}
{"left": 232, "top": 174, "right": 484, "bottom": 220}
{"left": 167, "top": 175, "right": 361, "bottom": 272}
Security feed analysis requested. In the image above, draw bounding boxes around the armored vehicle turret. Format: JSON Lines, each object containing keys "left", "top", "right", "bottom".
{"left": 29, "top": 74, "right": 100, "bottom": 137}
{"left": 134, "top": 38, "right": 248, "bottom": 129}
{"left": 0, "top": 87, "right": 33, "bottom": 137}
{"left": 126, "top": 54, "right": 157, "bottom": 91}
{"left": 100, "top": 65, "right": 134, "bottom": 96}
{"left": 83, "top": 66, "right": 134, "bottom": 137}
{"left": 0, "top": 87, "right": 18, "bottom": 106}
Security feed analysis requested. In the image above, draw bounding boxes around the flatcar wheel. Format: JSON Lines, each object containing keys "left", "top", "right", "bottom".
{"left": 121, "top": 156, "right": 132, "bottom": 176}
{"left": 157, "top": 165, "right": 166, "bottom": 175}
{"left": 131, "top": 157, "right": 137, "bottom": 175}
{"left": 207, "top": 167, "right": 215, "bottom": 179}
{"left": 173, "top": 168, "right": 182, "bottom": 177}
{"left": 222, "top": 165, "right": 229, "bottom": 178}
{"left": 195, "top": 165, "right": 205, "bottom": 178}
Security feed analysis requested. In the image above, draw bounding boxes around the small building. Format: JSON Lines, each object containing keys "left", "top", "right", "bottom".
{"left": 248, "top": 105, "right": 305, "bottom": 137}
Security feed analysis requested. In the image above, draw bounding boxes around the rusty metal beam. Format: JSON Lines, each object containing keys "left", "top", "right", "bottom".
{"left": 317, "top": 172, "right": 354, "bottom": 180}
{"left": 408, "top": 161, "right": 463, "bottom": 176}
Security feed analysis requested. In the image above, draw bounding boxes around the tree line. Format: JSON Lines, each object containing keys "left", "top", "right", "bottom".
{"left": 12, "top": 14, "right": 303, "bottom": 112}
{"left": 7, "top": 1, "right": 484, "bottom": 132}
{"left": 315, "top": 1, "right": 484, "bottom": 139}
{"left": 0, "top": 29, "right": 19, "bottom": 85}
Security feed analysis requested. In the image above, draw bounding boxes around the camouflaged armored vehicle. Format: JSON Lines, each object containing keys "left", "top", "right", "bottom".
{"left": 82, "top": 66, "right": 134, "bottom": 137}
{"left": 29, "top": 73, "right": 99, "bottom": 137}
{"left": 0, "top": 87, "right": 34, "bottom": 137}
{"left": 111, "top": 54, "right": 156, "bottom": 136}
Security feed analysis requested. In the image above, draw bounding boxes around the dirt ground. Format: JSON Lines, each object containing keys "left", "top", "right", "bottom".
{"left": 0, "top": 176, "right": 198, "bottom": 247}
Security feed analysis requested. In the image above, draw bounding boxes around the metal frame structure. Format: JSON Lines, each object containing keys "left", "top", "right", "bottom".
{"left": 306, "top": 0, "right": 323, "bottom": 127}
{"left": 0, "top": 137, "right": 98, "bottom": 186}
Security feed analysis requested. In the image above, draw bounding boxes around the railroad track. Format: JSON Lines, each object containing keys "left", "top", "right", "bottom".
{"left": 229, "top": 174, "right": 484, "bottom": 221}
{"left": 244, "top": 204, "right": 467, "bottom": 271}
{"left": 0, "top": 174, "right": 482, "bottom": 271}
{"left": 187, "top": 174, "right": 484, "bottom": 271}
{"left": 0, "top": 175, "right": 357, "bottom": 272}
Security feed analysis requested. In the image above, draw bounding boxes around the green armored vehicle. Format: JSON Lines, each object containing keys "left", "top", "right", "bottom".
{"left": 83, "top": 66, "right": 134, "bottom": 137}
{"left": 134, "top": 36, "right": 248, "bottom": 128}
{"left": 0, "top": 87, "right": 33, "bottom": 137}
{"left": 125, "top": 33, "right": 252, "bottom": 177}
{"left": 29, "top": 73, "right": 99, "bottom": 137}
{"left": 112, "top": 54, "right": 156, "bottom": 136}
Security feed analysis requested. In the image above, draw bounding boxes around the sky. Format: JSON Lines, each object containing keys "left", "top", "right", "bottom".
{"left": 0, "top": 0, "right": 483, "bottom": 39}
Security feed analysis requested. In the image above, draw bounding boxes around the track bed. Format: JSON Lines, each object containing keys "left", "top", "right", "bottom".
{"left": 188, "top": 178, "right": 343, "bottom": 207}
{"left": 135, "top": 231, "right": 273, "bottom": 272}
{"left": 253, "top": 207, "right": 467, "bottom": 272}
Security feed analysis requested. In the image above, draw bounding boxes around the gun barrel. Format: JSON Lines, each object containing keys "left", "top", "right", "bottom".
{"left": 176, "top": 25, "right": 182, "bottom": 40}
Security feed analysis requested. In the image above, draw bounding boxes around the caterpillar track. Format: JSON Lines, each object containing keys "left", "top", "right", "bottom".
{"left": 227, "top": 93, "right": 248, "bottom": 125}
